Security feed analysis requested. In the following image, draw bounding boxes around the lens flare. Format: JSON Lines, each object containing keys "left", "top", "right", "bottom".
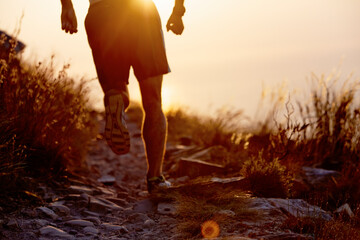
{"left": 201, "top": 220, "right": 220, "bottom": 239}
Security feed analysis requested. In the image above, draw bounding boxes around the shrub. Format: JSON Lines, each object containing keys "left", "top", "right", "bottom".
{"left": 240, "top": 151, "right": 292, "bottom": 198}
{"left": 0, "top": 43, "right": 97, "bottom": 191}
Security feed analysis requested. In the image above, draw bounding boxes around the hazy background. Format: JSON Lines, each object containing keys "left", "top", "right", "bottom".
{"left": 1, "top": 0, "right": 359, "bottom": 117}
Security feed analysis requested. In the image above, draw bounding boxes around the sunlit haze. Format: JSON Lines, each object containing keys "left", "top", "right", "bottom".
{"left": 1, "top": 0, "right": 359, "bottom": 117}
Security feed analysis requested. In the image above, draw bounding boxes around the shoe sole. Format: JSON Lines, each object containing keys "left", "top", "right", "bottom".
{"left": 105, "top": 94, "right": 130, "bottom": 155}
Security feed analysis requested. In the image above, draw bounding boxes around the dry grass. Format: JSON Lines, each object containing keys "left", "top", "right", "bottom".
{"left": 0, "top": 38, "right": 97, "bottom": 192}
{"left": 169, "top": 185, "right": 257, "bottom": 239}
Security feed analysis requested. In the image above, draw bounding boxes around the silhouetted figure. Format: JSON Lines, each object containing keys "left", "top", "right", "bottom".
{"left": 60, "top": 0, "right": 185, "bottom": 193}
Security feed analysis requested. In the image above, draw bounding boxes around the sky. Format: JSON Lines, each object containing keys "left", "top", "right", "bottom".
{"left": 1, "top": 0, "right": 360, "bottom": 118}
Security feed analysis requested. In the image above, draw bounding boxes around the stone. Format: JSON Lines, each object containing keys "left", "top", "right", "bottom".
{"left": 302, "top": 167, "right": 341, "bottom": 186}
{"left": 7, "top": 219, "right": 19, "bottom": 229}
{"left": 218, "top": 209, "right": 236, "bottom": 217}
{"left": 39, "top": 226, "right": 74, "bottom": 239}
{"left": 65, "top": 219, "right": 95, "bottom": 228}
{"left": 84, "top": 216, "right": 101, "bottom": 225}
{"left": 49, "top": 203, "right": 71, "bottom": 216}
{"left": 157, "top": 203, "right": 176, "bottom": 216}
{"left": 105, "top": 197, "right": 128, "bottom": 207}
{"left": 83, "top": 226, "right": 99, "bottom": 235}
{"left": 143, "top": 219, "right": 156, "bottom": 228}
{"left": 335, "top": 203, "right": 354, "bottom": 218}
{"left": 94, "top": 186, "right": 116, "bottom": 196}
{"left": 36, "top": 207, "right": 59, "bottom": 220}
{"left": 175, "top": 176, "right": 190, "bottom": 184}
{"left": 267, "top": 198, "right": 332, "bottom": 221}
{"left": 116, "top": 191, "right": 129, "bottom": 199}
{"left": 33, "top": 219, "right": 50, "bottom": 228}
{"left": 177, "top": 158, "right": 225, "bottom": 178}
{"left": 68, "top": 185, "right": 94, "bottom": 195}
{"left": 102, "top": 223, "right": 128, "bottom": 233}
{"left": 82, "top": 210, "right": 100, "bottom": 217}
{"left": 98, "top": 175, "right": 116, "bottom": 185}
{"left": 88, "top": 196, "right": 124, "bottom": 214}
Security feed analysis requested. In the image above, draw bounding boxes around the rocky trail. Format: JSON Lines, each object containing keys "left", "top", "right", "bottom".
{"left": 0, "top": 116, "right": 347, "bottom": 239}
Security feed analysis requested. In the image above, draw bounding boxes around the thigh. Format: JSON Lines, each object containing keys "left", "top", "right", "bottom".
{"left": 85, "top": 1, "right": 133, "bottom": 90}
{"left": 131, "top": 2, "right": 170, "bottom": 81}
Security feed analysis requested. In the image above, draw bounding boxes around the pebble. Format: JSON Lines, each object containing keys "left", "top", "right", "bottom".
{"left": 7, "top": 219, "right": 19, "bottom": 229}
{"left": 39, "top": 226, "right": 74, "bottom": 239}
{"left": 68, "top": 185, "right": 94, "bottom": 195}
{"left": 144, "top": 219, "right": 156, "bottom": 228}
{"left": 98, "top": 175, "right": 116, "bottom": 185}
{"left": 218, "top": 209, "right": 236, "bottom": 217}
{"left": 65, "top": 219, "right": 95, "bottom": 228}
{"left": 84, "top": 226, "right": 99, "bottom": 235}
{"left": 36, "top": 207, "right": 59, "bottom": 220}
{"left": 84, "top": 216, "right": 101, "bottom": 225}
{"left": 50, "top": 204, "right": 71, "bottom": 216}
{"left": 33, "top": 219, "right": 50, "bottom": 228}
{"left": 88, "top": 196, "right": 124, "bottom": 214}
{"left": 102, "top": 223, "right": 129, "bottom": 233}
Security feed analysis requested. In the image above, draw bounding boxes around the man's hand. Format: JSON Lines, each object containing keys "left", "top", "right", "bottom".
{"left": 61, "top": 3, "right": 78, "bottom": 34}
{"left": 166, "top": 14, "right": 184, "bottom": 35}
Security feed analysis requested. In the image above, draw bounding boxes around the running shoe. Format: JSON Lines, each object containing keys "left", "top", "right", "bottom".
{"left": 104, "top": 90, "right": 130, "bottom": 155}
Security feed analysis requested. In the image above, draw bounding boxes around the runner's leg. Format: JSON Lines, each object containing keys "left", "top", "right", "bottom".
{"left": 138, "top": 75, "right": 166, "bottom": 178}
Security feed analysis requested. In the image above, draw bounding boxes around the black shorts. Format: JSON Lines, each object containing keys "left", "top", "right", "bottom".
{"left": 85, "top": 0, "right": 170, "bottom": 92}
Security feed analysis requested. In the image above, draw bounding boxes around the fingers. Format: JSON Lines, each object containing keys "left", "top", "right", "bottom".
{"left": 61, "top": 9, "right": 78, "bottom": 34}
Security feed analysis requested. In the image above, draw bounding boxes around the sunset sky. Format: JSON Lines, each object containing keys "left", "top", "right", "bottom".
{"left": 1, "top": 0, "right": 359, "bottom": 117}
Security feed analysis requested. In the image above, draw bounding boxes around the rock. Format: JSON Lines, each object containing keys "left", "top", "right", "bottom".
{"left": 84, "top": 216, "right": 101, "bottom": 225}
{"left": 83, "top": 226, "right": 99, "bottom": 235}
{"left": 36, "top": 207, "right": 59, "bottom": 220}
{"left": 33, "top": 219, "right": 50, "bottom": 228}
{"left": 98, "top": 175, "right": 116, "bottom": 185}
{"left": 157, "top": 203, "right": 176, "bottom": 216}
{"left": 105, "top": 197, "right": 128, "bottom": 207}
{"left": 102, "top": 223, "right": 128, "bottom": 233}
{"left": 177, "top": 158, "right": 225, "bottom": 178}
{"left": 302, "top": 167, "right": 341, "bottom": 187}
{"left": 267, "top": 198, "right": 332, "bottom": 221}
{"left": 49, "top": 203, "right": 71, "bottom": 216}
{"left": 7, "top": 219, "right": 19, "bottom": 229}
{"left": 116, "top": 191, "right": 129, "bottom": 199}
{"left": 218, "top": 209, "right": 236, "bottom": 217}
{"left": 174, "top": 176, "right": 190, "bottom": 184}
{"left": 68, "top": 185, "right": 94, "bottom": 195}
{"left": 335, "top": 203, "right": 354, "bottom": 218}
{"left": 143, "top": 219, "right": 156, "bottom": 228}
{"left": 40, "top": 226, "right": 74, "bottom": 239}
{"left": 94, "top": 186, "right": 116, "bottom": 196}
{"left": 88, "top": 196, "right": 124, "bottom": 214}
{"left": 82, "top": 210, "right": 100, "bottom": 217}
{"left": 69, "top": 229, "right": 77, "bottom": 235}
{"left": 65, "top": 219, "right": 95, "bottom": 228}
{"left": 133, "top": 199, "right": 156, "bottom": 213}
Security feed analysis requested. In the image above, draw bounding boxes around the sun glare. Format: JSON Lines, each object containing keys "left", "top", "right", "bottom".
{"left": 161, "top": 85, "right": 173, "bottom": 112}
